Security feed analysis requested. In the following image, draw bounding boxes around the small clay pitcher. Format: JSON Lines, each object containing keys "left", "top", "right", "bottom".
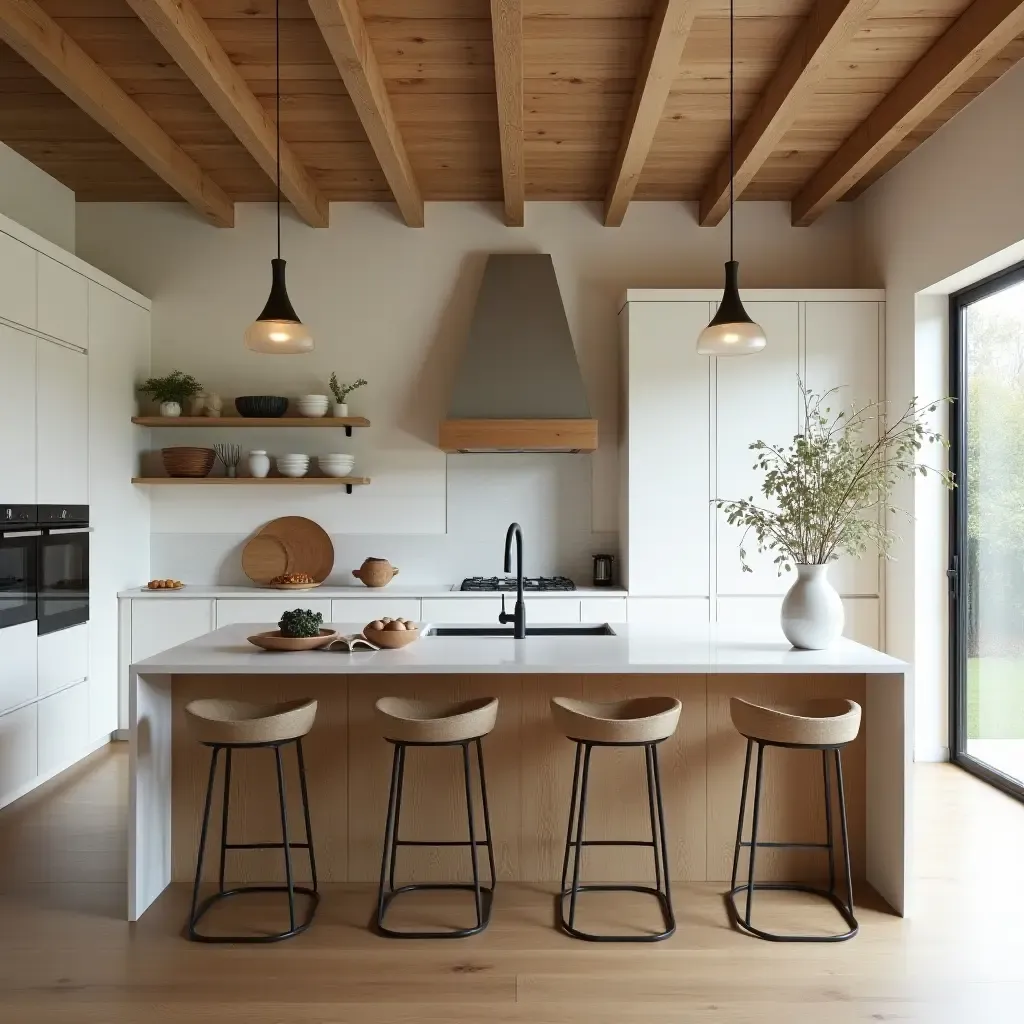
{"left": 352, "top": 557, "right": 400, "bottom": 588}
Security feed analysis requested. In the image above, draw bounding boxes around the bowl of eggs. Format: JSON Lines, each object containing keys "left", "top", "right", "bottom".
{"left": 362, "top": 617, "right": 420, "bottom": 649}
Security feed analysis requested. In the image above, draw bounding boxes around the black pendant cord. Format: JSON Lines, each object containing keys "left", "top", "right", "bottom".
{"left": 729, "top": 0, "right": 734, "bottom": 265}
{"left": 276, "top": 0, "right": 281, "bottom": 261}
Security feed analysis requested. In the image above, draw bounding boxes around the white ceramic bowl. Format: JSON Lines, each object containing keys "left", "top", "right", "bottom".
{"left": 277, "top": 463, "right": 309, "bottom": 478}
{"left": 317, "top": 456, "right": 355, "bottom": 478}
{"left": 297, "top": 395, "right": 329, "bottom": 418}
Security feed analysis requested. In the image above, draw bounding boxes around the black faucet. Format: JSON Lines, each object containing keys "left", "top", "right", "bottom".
{"left": 498, "top": 522, "right": 526, "bottom": 638}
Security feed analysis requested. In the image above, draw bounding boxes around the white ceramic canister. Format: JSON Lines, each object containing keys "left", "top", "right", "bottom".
{"left": 248, "top": 450, "right": 270, "bottom": 478}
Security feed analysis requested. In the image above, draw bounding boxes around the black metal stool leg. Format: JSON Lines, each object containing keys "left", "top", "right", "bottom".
{"left": 559, "top": 742, "right": 583, "bottom": 894}
{"left": 644, "top": 745, "right": 662, "bottom": 896}
{"left": 217, "top": 747, "right": 232, "bottom": 894}
{"left": 650, "top": 743, "right": 675, "bottom": 934}
{"left": 188, "top": 746, "right": 220, "bottom": 936}
{"left": 296, "top": 738, "right": 318, "bottom": 892}
{"left": 730, "top": 739, "right": 753, "bottom": 893}
{"left": 475, "top": 738, "right": 497, "bottom": 887}
{"left": 274, "top": 745, "right": 297, "bottom": 935}
{"left": 745, "top": 742, "right": 766, "bottom": 928}
{"left": 388, "top": 744, "right": 406, "bottom": 893}
{"left": 462, "top": 742, "right": 483, "bottom": 929}
{"left": 566, "top": 743, "right": 593, "bottom": 932}
{"left": 376, "top": 743, "right": 402, "bottom": 928}
{"left": 823, "top": 749, "right": 836, "bottom": 896}
{"left": 835, "top": 749, "right": 855, "bottom": 917}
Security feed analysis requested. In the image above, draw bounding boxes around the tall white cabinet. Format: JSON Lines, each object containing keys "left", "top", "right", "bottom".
{"left": 0, "top": 211, "right": 151, "bottom": 810}
{"left": 619, "top": 289, "right": 885, "bottom": 647}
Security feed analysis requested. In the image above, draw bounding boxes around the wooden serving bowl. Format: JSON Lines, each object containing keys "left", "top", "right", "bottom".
{"left": 362, "top": 625, "right": 421, "bottom": 649}
{"left": 247, "top": 628, "right": 337, "bottom": 651}
{"left": 162, "top": 446, "right": 216, "bottom": 478}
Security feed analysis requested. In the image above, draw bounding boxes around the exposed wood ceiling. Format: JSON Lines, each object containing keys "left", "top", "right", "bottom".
{"left": 0, "top": 0, "right": 1021, "bottom": 227}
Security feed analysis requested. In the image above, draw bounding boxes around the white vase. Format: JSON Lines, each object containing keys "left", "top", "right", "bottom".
{"left": 332, "top": 402, "right": 348, "bottom": 418}
{"left": 159, "top": 401, "right": 182, "bottom": 418}
{"left": 780, "top": 563, "right": 844, "bottom": 650}
{"left": 248, "top": 450, "right": 270, "bottom": 478}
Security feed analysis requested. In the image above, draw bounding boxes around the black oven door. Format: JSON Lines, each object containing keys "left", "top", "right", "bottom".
{"left": 0, "top": 522, "right": 39, "bottom": 630}
{"left": 37, "top": 512, "right": 89, "bottom": 636}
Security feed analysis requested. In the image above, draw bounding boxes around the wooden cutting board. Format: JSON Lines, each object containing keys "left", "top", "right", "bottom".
{"left": 258, "top": 516, "right": 334, "bottom": 583}
{"left": 241, "top": 534, "right": 289, "bottom": 584}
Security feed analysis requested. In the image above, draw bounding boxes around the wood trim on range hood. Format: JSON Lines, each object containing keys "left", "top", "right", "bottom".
{"left": 439, "top": 419, "right": 598, "bottom": 453}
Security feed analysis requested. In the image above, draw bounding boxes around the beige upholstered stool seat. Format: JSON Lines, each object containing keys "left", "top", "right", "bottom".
{"left": 184, "top": 698, "right": 318, "bottom": 746}
{"left": 729, "top": 697, "right": 861, "bottom": 748}
{"left": 374, "top": 696, "right": 499, "bottom": 744}
{"left": 550, "top": 696, "right": 682, "bottom": 744}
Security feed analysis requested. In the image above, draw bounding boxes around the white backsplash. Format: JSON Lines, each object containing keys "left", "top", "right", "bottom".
{"left": 151, "top": 453, "right": 618, "bottom": 585}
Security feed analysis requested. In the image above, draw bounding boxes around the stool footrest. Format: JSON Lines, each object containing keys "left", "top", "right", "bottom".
{"left": 557, "top": 885, "right": 676, "bottom": 943}
{"left": 187, "top": 885, "right": 320, "bottom": 943}
{"left": 222, "top": 842, "right": 311, "bottom": 851}
{"left": 393, "top": 839, "right": 490, "bottom": 847}
{"left": 738, "top": 840, "right": 831, "bottom": 850}
{"left": 726, "top": 883, "right": 859, "bottom": 942}
{"left": 377, "top": 884, "right": 495, "bottom": 939}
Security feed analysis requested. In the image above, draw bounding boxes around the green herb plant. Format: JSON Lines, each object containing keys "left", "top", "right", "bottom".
{"left": 139, "top": 370, "right": 204, "bottom": 406}
{"left": 328, "top": 374, "right": 367, "bottom": 404}
{"left": 278, "top": 608, "right": 324, "bottom": 638}
{"left": 716, "top": 381, "right": 955, "bottom": 575}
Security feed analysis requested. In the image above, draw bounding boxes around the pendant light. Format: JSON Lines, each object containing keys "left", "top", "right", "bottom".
{"left": 244, "top": 0, "right": 313, "bottom": 354}
{"left": 696, "top": 0, "right": 766, "bottom": 357}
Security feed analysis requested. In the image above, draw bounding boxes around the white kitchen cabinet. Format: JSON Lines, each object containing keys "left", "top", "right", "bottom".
{"left": 216, "top": 599, "right": 332, "bottom": 629}
{"left": 716, "top": 301, "right": 801, "bottom": 596}
{"left": 37, "top": 255, "right": 88, "bottom": 349}
{"left": 331, "top": 598, "right": 422, "bottom": 626}
{"left": 131, "top": 599, "right": 215, "bottom": 665}
{"left": 0, "top": 326, "right": 36, "bottom": 503}
{"left": 627, "top": 597, "right": 711, "bottom": 627}
{"left": 620, "top": 300, "right": 712, "bottom": 596}
{"left": 36, "top": 340, "right": 89, "bottom": 505}
{"left": 38, "top": 623, "right": 89, "bottom": 698}
{"left": 579, "top": 597, "right": 628, "bottom": 624}
{"left": 0, "top": 620, "right": 37, "bottom": 714}
{"left": 37, "top": 681, "right": 89, "bottom": 778}
{"left": 421, "top": 597, "right": 582, "bottom": 624}
{"left": 0, "top": 704, "right": 38, "bottom": 810}
{"left": 0, "top": 229, "right": 36, "bottom": 329}
{"left": 716, "top": 596, "right": 880, "bottom": 648}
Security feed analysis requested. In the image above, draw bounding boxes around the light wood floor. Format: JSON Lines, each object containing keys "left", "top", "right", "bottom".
{"left": 1, "top": 746, "right": 1023, "bottom": 1023}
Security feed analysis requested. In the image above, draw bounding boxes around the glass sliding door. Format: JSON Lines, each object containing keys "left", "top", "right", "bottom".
{"left": 950, "top": 261, "right": 1024, "bottom": 799}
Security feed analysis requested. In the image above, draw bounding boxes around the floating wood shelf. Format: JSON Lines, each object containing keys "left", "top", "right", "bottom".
{"left": 132, "top": 416, "right": 370, "bottom": 437}
{"left": 132, "top": 476, "right": 370, "bottom": 494}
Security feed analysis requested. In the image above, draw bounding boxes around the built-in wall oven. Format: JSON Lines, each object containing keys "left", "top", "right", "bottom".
{"left": 37, "top": 505, "right": 89, "bottom": 635}
{"left": 0, "top": 505, "right": 40, "bottom": 631}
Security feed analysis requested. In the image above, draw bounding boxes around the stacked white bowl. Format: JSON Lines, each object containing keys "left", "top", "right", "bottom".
{"left": 296, "top": 394, "right": 329, "bottom": 418}
{"left": 317, "top": 453, "right": 355, "bottom": 478}
{"left": 276, "top": 454, "right": 310, "bottom": 478}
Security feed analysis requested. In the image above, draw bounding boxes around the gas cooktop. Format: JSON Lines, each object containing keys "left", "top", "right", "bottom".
{"left": 459, "top": 576, "right": 576, "bottom": 592}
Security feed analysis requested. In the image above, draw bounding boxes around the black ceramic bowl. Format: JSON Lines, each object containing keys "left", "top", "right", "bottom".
{"left": 235, "top": 395, "right": 288, "bottom": 418}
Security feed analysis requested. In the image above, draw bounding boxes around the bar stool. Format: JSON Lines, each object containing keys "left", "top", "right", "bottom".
{"left": 374, "top": 696, "right": 498, "bottom": 938}
{"left": 184, "top": 697, "right": 319, "bottom": 943}
{"left": 727, "top": 697, "right": 861, "bottom": 942}
{"left": 551, "top": 695, "right": 681, "bottom": 942}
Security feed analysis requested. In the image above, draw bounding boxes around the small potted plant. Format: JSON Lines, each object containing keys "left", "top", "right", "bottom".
{"left": 717, "top": 382, "right": 953, "bottom": 650}
{"left": 328, "top": 373, "right": 367, "bottom": 417}
{"left": 139, "top": 370, "right": 204, "bottom": 418}
{"left": 278, "top": 608, "right": 324, "bottom": 638}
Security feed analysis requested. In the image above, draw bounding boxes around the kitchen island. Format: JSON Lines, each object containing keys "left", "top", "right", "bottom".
{"left": 129, "top": 623, "right": 910, "bottom": 925}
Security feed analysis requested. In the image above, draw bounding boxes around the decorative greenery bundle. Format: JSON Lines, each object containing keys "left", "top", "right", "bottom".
{"left": 139, "top": 370, "right": 203, "bottom": 405}
{"left": 716, "top": 382, "right": 954, "bottom": 575}
{"left": 278, "top": 608, "right": 324, "bottom": 638}
{"left": 329, "top": 373, "right": 367, "bottom": 404}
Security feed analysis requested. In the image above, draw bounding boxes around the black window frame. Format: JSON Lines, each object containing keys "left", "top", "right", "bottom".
{"left": 949, "top": 258, "right": 1024, "bottom": 803}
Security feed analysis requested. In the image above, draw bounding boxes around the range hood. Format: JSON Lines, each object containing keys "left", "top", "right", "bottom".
{"left": 439, "top": 254, "right": 598, "bottom": 453}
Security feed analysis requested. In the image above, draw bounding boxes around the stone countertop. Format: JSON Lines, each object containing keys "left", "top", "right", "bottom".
{"left": 131, "top": 622, "right": 908, "bottom": 676}
{"left": 119, "top": 584, "right": 628, "bottom": 599}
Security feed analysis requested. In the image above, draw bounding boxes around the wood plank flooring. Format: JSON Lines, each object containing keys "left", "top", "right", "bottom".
{"left": 1, "top": 745, "right": 1023, "bottom": 1022}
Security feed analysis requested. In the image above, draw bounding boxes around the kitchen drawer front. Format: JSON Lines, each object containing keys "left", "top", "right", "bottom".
{"left": 331, "top": 599, "right": 422, "bottom": 627}
{"left": 0, "top": 620, "right": 38, "bottom": 713}
{"left": 580, "top": 597, "right": 628, "bottom": 623}
{"left": 216, "top": 598, "right": 332, "bottom": 629}
{"left": 37, "top": 680, "right": 90, "bottom": 777}
{"left": 716, "top": 596, "right": 880, "bottom": 649}
{"left": 421, "top": 597, "right": 582, "bottom": 624}
{"left": 131, "top": 599, "right": 215, "bottom": 664}
{"left": 627, "top": 597, "right": 711, "bottom": 627}
{"left": 38, "top": 622, "right": 89, "bottom": 697}
{"left": 0, "top": 704, "right": 38, "bottom": 809}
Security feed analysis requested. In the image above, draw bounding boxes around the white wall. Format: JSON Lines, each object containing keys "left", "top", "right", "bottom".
{"left": 75, "top": 200, "right": 861, "bottom": 584}
{"left": 0, "top": 142, "right": 75, "bottom": 253}
{"left": 857, "top": 60, "right": 1024, "bottom": 760}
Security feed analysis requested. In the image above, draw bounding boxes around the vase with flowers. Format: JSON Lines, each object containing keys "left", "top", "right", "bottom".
{"left": 328, "top": 373, "right": 367, "bottom": 417}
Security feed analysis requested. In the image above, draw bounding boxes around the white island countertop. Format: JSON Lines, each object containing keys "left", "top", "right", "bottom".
{"left": 132, "top": 622, "right": 907, "bottom": 676}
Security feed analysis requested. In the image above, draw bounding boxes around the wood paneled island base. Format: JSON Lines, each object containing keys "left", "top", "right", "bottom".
{"left": 131, "top": 624, "right": 909, "bottom": 923}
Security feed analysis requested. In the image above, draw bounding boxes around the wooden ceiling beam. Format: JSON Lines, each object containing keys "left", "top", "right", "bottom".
{"left": 792, "top": 0, "right": 1024, "bottom": 225}
{"left": 123, "top": 0, "right": 328, "bottom": 228}
{"left": 490, "top": 0, "right": 524, "bottom": 227}
{"left": 604, "top": 0, "right": 700, "bottom": 228}
{"left": 698, "top": 0, "right": 880, "bottom": 228}
{"left": 306, "top": 0, "right": 423, "bottom": 227}
{"left": 0, "top": 0, "right": 233, "bottom": 227}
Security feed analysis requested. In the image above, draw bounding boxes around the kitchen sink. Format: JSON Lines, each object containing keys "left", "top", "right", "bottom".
{"left": 423, "top": 624, "right": 616, "bottom": 637}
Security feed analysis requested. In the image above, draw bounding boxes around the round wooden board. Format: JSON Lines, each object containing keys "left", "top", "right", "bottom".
{"left": 259, "top": 516, "right": 334, "bottom": 583}
{"left": 241, "top": 534, "right": 289, "bottom": 584}
{"left": 267, "top": 581, "right": 322, "bottom": 590}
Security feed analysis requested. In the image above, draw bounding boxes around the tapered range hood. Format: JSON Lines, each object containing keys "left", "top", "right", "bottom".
{"left": 439, "top": 254, "right": 598, "bottom": 453}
